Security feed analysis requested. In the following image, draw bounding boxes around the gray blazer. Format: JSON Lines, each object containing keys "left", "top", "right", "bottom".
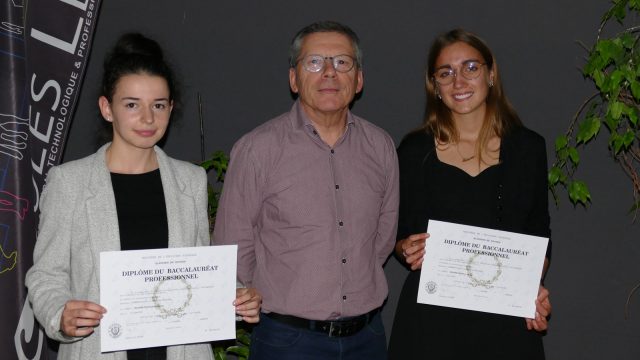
{"left": 25, "top": 144, "right": 213, "bottom": 360}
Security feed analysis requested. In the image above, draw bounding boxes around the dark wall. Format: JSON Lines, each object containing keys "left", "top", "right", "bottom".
{"left": 64, "top": 1, "right": 640, "bottom": 359}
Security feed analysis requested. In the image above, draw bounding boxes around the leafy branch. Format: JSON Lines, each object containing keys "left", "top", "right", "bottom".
{"left": 199, "top": 150, "right": 229, "bottom": 228}
{"left": 549, "top": 0, "right": 640, "bottom": 216}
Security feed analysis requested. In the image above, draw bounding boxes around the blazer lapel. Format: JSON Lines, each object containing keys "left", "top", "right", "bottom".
{"left": 85, "top": 144, "right": 121, "bottom": 288}
{"left": 156, "top": 147, "right": 196, "bottom": 249}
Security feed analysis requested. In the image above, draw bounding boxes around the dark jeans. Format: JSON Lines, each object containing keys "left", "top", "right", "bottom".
{"left": 249, "top": 312, "right": 387, "bottom": 360}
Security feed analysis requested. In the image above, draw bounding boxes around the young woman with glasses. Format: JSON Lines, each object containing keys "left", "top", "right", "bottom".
{"left": 388, "top": 28, "right": 552, "bottom": 359}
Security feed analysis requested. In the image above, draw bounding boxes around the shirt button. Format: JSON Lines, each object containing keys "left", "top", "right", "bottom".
{"left": 342, "top": 258, "right": 347, "bottom": 264}
{"left": 497, "top": 205, "right": 503, "bottom": 210}
{"left": 342, "top": 295, "right": 347, "bottom": 300}
{"left": 335, "top": 184, "right": 340, "bottom": 190}
{"left": 497, "top": 194, "right": 502, "bottom": 200}
{"left": 330, "top": 149, "right": 335, "bottom": 154}
{"left": 339, "top": 221, "right": 344, "bottom": 226}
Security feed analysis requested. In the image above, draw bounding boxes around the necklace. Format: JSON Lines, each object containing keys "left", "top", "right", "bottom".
{"left": 455, "top": 143, "right": 475, "bottom": 162}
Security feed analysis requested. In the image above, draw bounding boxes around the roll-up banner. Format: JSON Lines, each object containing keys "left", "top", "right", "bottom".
{"left": 0, "top": 0, "right": 101, "bottom": 358}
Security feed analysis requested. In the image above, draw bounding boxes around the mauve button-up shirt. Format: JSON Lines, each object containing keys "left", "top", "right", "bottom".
{"left": 213, "top": 101, "right": 399, "bottom": 320}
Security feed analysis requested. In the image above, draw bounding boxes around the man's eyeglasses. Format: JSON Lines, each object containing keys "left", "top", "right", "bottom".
{"left": 433, "top": 60, "right": 486, "bottom": 85}
{"left": 297, "top": 54, "right": 356, "bottom": 73}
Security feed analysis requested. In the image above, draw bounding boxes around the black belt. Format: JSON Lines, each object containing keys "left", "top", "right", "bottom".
{"left": 265, "top": 308, "right": 379, "bottom": 337}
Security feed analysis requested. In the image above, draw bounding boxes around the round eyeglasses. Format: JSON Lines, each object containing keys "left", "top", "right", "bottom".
{"left": 298, "top": 54, "right": 356, "bottom": 73}
{"left": 433, "top": 60, "right": 486, "bottom": 85}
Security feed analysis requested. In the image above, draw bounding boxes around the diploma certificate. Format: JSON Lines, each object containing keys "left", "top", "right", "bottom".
{"left": 99, "top": 245, "right": 237, "bottom": 352}
{"left": 417, "top": 220, "right": 548, "bottom": 318}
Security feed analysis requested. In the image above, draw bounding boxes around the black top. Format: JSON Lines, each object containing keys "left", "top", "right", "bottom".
{"left": 388, "top": 126, "right": 550, "bottom": 360}
{"left": 396, "top": 125, "right": 551, "bottom": 253}
{"left": 111, "top": 169, "right": 168, "bottom": 360}
{"left": 426, "top": 155, "right": 504, "bottom": 229}
{"left": 111, "top": 169, "right": 168, "bottom": 251}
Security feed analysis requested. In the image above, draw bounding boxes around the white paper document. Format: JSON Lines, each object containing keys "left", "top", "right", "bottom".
{"left": 100, "top": 245, "right": 237, "bottom": 352}
{"left": 417, "top": 220, "right": 548, "bottom": 318}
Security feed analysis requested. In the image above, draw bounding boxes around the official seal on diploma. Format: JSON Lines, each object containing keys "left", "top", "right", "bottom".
{"left": 417, "top": 220, "right": 548, "bottom": 318}
{"left": 108, "top": 323, "right": 122, "bottom": 338}
{"left": 465, "top": 253, "right": 503, "bottom": 288}
{"left": 152, "top": 278, "right": 193, "bottom": 318}
{"left": 425, "top": 281, "right": 438, "bottom": 294}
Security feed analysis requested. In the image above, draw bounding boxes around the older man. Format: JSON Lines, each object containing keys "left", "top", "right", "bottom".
{"left": 214, "top": 21, "right": 398, "bottom": 359}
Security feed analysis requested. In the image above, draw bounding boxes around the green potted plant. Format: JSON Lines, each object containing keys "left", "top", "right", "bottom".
{"left": 199, "top": 150, "right": 254, "bottom": 359}
{"left": 210, "top": 327, "right": 251, "bottom": 360}
{"left": 199, "top": 150, "right": 229, "bottom": 233}
{"left": 549, "top": 0, "right": 640, "bottom": 216}
{"left": 549, "top": 0, "right": 640, "bottom": 318}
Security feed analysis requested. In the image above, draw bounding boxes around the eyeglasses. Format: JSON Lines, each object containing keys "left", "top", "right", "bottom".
{"left": 297, "top": 54, "right": 356, "bottom": 73}
{"left": 433, "top": 60, "right": 486, "bottom": 85}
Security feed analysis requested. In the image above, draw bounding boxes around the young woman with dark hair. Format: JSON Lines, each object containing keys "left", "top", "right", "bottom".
{"left": 26, "top": 33, "right": 260, "bottom": 360}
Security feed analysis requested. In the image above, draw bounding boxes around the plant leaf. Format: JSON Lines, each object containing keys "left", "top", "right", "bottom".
{"left": 592, "top": 69, "right": 606, "bottom": 89}
{"left": 548, "top": 166, "right": 563, "bottom": 186}
{"left": 576, "top": 116, "right": 601, "bottom": 143}
{"left": 237, "top": 332, "right": 251, "bottom": 346}
{"left": 609, "top": 101, "right": 624, "bottom": 120}
{"left": 212, "top": 347, "right": 225, "bottom": 360}
{"left": 568, "top": 180, "right": 591, "bottom": 204}
{"left": 610, "top": 132, "right": 625, "bottom": 153}
{"left": 584, "top": 50, "right": 608, "bottom": 76}
{"left": 557, "top": 148, "right": 569, "bottom": 161}
{"left": 555, "top": 135, "right": 568, "bottom": 151}
{"left": 621, "top": 64, "right": 636, "bottom": 88}
{"left": 568, "top": 147, "right": 580, "bottom": 165}
{"left": 623, "top": 129, "right": 635, "bottom": 148}
{"left": 604, "top": 111, "right": 620, "bottom": 131}
{"left": 227, "top": 346, "right": 250, "bottom": 357}
{"left": 628, "top": 106, "right": 639, "bottom": 126}
{"left": 596, "top": 39, "right": 624, "bottom": 65}
{"left": 631, "top": 80, "right": 640, "bottom": 101}
{"left": 612, "top": 0, "right": 628, "bottom": 22}
{"left": 621, "top": 32, "right": 636, "bottom": 48}
{"left": 609, "top": 69, "right": 624, "bottom": 89}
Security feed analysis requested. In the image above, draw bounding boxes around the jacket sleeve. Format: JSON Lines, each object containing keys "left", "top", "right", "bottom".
{"left": 25, "top": 166, "right": 81, "bottom": 343}
{"left": 193, "top": 166, "right": 210, "bottom": 247}
{"left": 523, "top": 133, "right": 552, "bottom": 260}
{"left": 396, "top": 132, "right": 430, "bottom": 241}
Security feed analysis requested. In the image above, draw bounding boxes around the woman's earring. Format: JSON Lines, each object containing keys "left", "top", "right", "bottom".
{"left": 489, "top": 79, "right": 494, "bottom": 87}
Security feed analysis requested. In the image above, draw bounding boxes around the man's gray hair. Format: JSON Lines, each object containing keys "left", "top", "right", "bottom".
{"left": 289, "top": 21, "right": 362, "bottom": 69}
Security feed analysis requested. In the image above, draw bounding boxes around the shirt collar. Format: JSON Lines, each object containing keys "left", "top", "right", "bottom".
{"left": 291, "top": 99, "right": 356, "bottom": 131}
